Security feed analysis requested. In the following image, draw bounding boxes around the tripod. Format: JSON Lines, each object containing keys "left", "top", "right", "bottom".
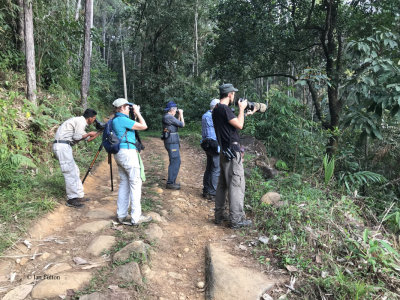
{"left": 82, "top": 144, "right": 114, "bottom": 191}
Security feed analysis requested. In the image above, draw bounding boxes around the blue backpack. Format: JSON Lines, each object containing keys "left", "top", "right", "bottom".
{"left": 102, "top": 118, "right": 127, "bottom": 154}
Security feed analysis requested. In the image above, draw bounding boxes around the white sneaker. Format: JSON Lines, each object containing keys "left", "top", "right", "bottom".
{"left": 132, "top": 215, "right": 152, "bottom": 225}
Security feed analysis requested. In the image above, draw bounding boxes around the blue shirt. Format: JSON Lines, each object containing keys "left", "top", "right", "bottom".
{"left": 112, "top": 112, "right": 137, "bottom": 149}
{"left": 202, "top": 110, "right": 217, "bottom": 140}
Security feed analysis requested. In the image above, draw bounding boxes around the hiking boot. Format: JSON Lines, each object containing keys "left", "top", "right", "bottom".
{"left": 132, "top": 215, "right": 153, "bottom": 226}
{"left": 117, "top": 217, "right": 132, "bottom": 226}
{"left": 66, "top": 198, "right": 84, "bottom": 208}
{"left": 78, "top": 197, "right": 90, "bottom": 202}
{"left": 231, "top": 219, "right": 252, "bottom": 229}
{"left": 166, "top": 183, "right": 181, "bottom": 190}
{"left": 208, "top": 194, "right": 216, "bottom": 202}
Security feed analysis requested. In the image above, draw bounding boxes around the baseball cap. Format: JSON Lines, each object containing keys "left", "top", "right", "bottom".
{"left": 164, "top": 101, "right": 178, "bottom": 111}
{"left": 219, "top": 83, "right": 238, "bottom": 95}
{"left": 210, "top": 99, "right": 220, "bottom": 108}
{"left": 112, "top": 98, "right": 133, "bottom": 107}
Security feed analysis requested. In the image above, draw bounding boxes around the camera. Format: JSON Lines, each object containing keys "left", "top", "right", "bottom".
{"left": 94, "top": 119, "right": 106, "bottom": 130}
{"left": 237, "top": 98, "right": 267, "bottom": 113}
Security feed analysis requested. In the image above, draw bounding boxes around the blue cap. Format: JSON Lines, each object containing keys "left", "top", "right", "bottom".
{"left": 164, "top": 101, "right": 178, "bottom": 111}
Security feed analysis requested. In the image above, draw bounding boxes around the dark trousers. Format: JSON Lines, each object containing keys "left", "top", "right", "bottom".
{"left": 165, "top": 143, "right": 181, "bottom": 184}
{"left": 203, "top": 152, "right": 220, "bottom": 196}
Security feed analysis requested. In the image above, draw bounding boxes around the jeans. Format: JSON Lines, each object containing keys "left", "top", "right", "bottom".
{"left": 114, "top": 148, "right": 142, "bottom": 223}
{"left": 165, "top": 143, "right": 181, "bottom": 184}
{"left": 203, "top": 152, "right": 220, "bottom": 196}
{"left": 53, "top": 143, "right": 84, "bottom": 200}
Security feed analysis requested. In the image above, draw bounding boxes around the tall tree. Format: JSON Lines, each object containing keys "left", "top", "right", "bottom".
{"left": 24, "top": 0, "right": 37, "bottom": 105}
{"left": 81, "top": 0, "right": 93, "bottom": 108}
{"left": 17, "top": 0, "right": 25, "bottom": 53}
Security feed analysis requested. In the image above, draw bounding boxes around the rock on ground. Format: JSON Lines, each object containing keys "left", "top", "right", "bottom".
{"left": 31, "top": 272, "right": 91, "bottom": 299}
{"left": 144, "top": 224, "right": 163, "bottom": 241}
{"left": 87, "top": 235, "right": 116, "bottom": 256}
{"left": 2, "top": 284, "right": 33, "bottom": 300}
{"left": 205, "top": 244, "right": 276, "bottom": 300}
{"left": 113, "top": 241, "right": 150, "bottom": 263}
{"left": 114, "top": 262, "right": 142, "bottom": 285}
{"left": 75, "top": 220, "right": 111, "bottom": 233}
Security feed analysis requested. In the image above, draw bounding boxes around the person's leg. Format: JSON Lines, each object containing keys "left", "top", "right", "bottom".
{"left": 114, "top": 150, "right": 130, "bottom": 219}
{"left": 203, "top": 153, "right": 212, "bottom": 196}
{"left": 125, "top": 151, "right": 142, "bottom": 223}
{"left": 167, "top": 143, "right": 181, "bottom": 184}
{"left": 53, "top": 144, "right": 83, "bottom": 200}
{"left": 228, "top": 153, "right": 246, "bottom": 225}
{"left": 209, "top": 154, "right": 220, "bottom": 196}
{"left": 215, "top": 155, "right": 228, "bottom": 222}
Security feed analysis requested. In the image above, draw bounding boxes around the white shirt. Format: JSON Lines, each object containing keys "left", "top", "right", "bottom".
{"left": 54, "top": 116, "right": 88, "bottom": 145}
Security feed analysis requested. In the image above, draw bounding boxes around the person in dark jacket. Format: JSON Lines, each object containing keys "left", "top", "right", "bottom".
{"left": 162, "top": 101, "right": 185, "bottom": 190}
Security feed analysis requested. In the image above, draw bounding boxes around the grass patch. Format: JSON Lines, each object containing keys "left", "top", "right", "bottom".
{"left": 246, "top": 169, "right": 400, "bottom": 299}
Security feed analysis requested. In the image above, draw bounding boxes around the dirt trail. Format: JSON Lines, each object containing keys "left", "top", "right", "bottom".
{"left": 0, "top": 137, "right": 277, "bottom": 299}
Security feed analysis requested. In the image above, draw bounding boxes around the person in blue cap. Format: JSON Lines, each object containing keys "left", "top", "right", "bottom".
{"left": 162, "top": 100, "right": 185, "bottom": 190}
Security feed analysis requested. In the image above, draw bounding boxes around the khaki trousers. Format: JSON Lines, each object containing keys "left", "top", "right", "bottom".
{"left": 215, "top": 151, "right": 245, "bottom": 225}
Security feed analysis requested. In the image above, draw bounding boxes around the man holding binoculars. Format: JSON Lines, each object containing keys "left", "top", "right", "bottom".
{"left": 212, "top": 83, "right": 258, "bottom": 229}
{"left": 53, "top": 108, "right": 102, "bottom": 208}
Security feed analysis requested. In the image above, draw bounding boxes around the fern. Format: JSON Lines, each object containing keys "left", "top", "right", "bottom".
{"left": 10, "top": 154, "right": 36, "bottom": 168}
{"left": 339, "top": 170, "right": 387, "bottom": 193}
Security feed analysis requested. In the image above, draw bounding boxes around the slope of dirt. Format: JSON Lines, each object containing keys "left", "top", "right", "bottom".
{"left": 0, "top": 137, "right": 285, "bottom": 300}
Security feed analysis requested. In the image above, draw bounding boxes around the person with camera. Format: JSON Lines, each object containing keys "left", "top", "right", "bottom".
{"left": 162, "top": 101, "right": 185, "bottom": 190}
{"left": 201, "top": 99, "right": 220, "bottom": 201}
{"left": 212, "top": 83, "right": 257, "bottom": 228}
{"left": 53, "top": 108, "right": 101, "bottom": 208}
{"left": 112, "top": 98, "right": 152, "bottom": 226}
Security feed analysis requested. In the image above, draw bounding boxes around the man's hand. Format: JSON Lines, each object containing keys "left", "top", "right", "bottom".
{"left": 246, "top": 106, "right": 258, "bottom": 116}
{"left": 86, "top": 131, "right": 100, "bottom": 142}
{"left": 238, "top": 99, "right": 247, "bottom": 111}
{"left": 178, "top": 109, "right": 183, "bottom": 115}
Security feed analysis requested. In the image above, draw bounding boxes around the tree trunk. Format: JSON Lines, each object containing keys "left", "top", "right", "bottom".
{"left": 122, "top": 50, "right": 127, "bottom": 100}
{"left": 81, "top": 0, "right": 93, "bottom": 109}
{"left": 194, "top": 0, "right": 199, "bottom": 77}
{"left": 75, "top": 0, "right": 81, "bottom": 21}
{"left": 17, "top": 0, "right": 25, "bottom": 53}
{"left": 102, "top": 14, "right": 106, "bottom": 60}
{"left": 24, "top": 0, "right": 36, "bottom": 105}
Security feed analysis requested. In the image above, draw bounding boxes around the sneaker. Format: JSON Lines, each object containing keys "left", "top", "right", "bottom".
{"left": 231, "top": 219, "right": 252, "bottom": 229}
{"left": 166, "top": 183, "right": 181, "bottom": 190}
{"left": 132, "top": 215, "right": 153, "bottom": 226}
{"left": 117, "top": 217, "right": 132, "bottom": 226}
{"left": 66, "top": 198, "right": 84, "bottom": 208}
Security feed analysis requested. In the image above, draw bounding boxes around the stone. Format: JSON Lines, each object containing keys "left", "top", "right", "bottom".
{"left": 261, "top": 192, "right": 282, "bottom": 206}
{"left": 40, "top": 252, "right": 51, "bottom": 260}
{"left": 114, "top": 262, "right": 142, "bottom": 285}
{"left": 160, "top": 210, "right": 168, "bottom": 217}
{"left": 31, "top": 272, "right": 91, "bottom": 299}
{"left": 113, "top": 241, "right": 150, "bottom": 263}
{"left": 79, "top": 292, "right": 109, "bottom": 300}
{"left": 46, "top": 263, "right": 72, "bottom": 275}
{"left": 168, "top": 272, "right": 184, "bottom": 281}
{"left": 171, "top": 191, "right": 180, "bottom": 196}
{"left": 171, "top": 207, "right": 181, "bottom": 215}
{"left": 86, "top": 210, "right": 115, "bottom": 219}
{"left": 205, "top": 244, "right": 278, "bottom": 300}
{"left": 2, "top": 284, "right": 33, "bottom": 300}
{"left": 144, "top": 224, "right": 163, "bottom": 241}
{"left": 87, "top": 235, "right": 116, "bottom": 256}
{"left": 147, "top": 212, "right": 163, "bottom": 223}
{"left": 197, "top": 281, "right": 205, "bottom": 289}
{"left": 75, "top": 220, "right": 111, "bottom": 233}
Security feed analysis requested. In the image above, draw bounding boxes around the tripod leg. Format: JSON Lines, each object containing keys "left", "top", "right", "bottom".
{"left": 109, "top": 152, "right": 113, "bottom": 191}
{"left": 82, "top": 144, "right": 103, "bottom": 184}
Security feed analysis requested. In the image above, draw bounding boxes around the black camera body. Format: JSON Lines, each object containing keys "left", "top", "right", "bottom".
{"left": 237, "top": 98, "right": 267, "bottom": 113}
{"left": 94, "top": 119, "right": 106, "bottom": 130}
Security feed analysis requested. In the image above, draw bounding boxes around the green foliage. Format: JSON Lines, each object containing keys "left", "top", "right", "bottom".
{"left": 339, "top": 171, "right": 387, "bottom": 194}
{"left": 323, "top": 154, "right": 335, "bottom": 186}
{"left": 243, "top": 88, "right": 326, "bottom": 172}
